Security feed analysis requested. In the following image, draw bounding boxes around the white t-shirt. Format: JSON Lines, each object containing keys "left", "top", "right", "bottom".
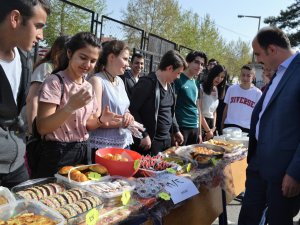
{"left": 224, "top": 84, "right": 262, "bottom": 129}
{"left": 0, "top": 48, "right": 22, "bottom": 103}
{"left": 31, "top": 62, "right": 53, "bottom": 83}
{"left": 200, "top": 85, "right": 219, "bottom": 119}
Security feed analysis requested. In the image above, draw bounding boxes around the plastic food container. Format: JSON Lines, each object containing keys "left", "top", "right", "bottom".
{"left": 228, "top": 136, "right": 249, "bottom": 148}
{"left": 54, "top": 164, "right": 109, "bottom": 186}
{"left": 0, "top": 186, "right": 16, "bottom": 207}
{"left": 11, "top": 178, "right": 104, "bottom": 225}
{"left": 84, "top": 176, "right": 135, "bottom": 206}
{"left": 222, "top": 127, "right": 242, "bottom": 138}
{"left": 95, "top": 148, "right": 142, "bottom": 177}
{"left": 0, "top": 199, "right": 65, "bottom": 225}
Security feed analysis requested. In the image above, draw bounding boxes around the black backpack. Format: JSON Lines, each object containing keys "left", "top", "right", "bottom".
{"left": 26, "top": 73, "right": 64, "bottom": 172}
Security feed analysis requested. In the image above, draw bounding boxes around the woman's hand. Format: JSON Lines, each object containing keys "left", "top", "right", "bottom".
{"left": 122, "top": 112, "right": 134, "bottom": 127}
{"left": 99, "top": 106, "right": 123, "bottom": 126}
{"left": 64, "top": 85, "right": 92, "bottom": 113}
{"left": 204, "top": 130, "right": 214, "bottom": 141}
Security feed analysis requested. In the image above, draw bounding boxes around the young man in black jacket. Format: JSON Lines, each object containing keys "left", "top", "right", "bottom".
{"left": 0, "top": 0, "right": 50, "bottom": 188}
{"left": 130, "top": 50, "right": 187, "bottom": 155}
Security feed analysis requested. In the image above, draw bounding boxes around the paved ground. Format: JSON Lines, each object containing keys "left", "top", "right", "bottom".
{"left": 212, "top": 199, "right": 300, "bottom": 225}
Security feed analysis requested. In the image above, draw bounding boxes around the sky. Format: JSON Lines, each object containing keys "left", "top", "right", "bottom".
{"left": 104, "top": 0, "right": 295, "bottom": 44}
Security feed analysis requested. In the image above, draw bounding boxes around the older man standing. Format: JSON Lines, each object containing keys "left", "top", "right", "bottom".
{"left": 238, "top": 27, "right": 300, "bottom": 225}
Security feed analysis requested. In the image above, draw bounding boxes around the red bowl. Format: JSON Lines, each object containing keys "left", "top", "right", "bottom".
{"left": 95, "top": 148, "right": 142, "bottom": 177}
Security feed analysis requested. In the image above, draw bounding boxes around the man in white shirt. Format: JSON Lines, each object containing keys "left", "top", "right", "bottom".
{"left": 0, "top": 0, "right": 50, "bottom": 188}
{"left": 222, "top": 65, "right": 262, "bottom": 133}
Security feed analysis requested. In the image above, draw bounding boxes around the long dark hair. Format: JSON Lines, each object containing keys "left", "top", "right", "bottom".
{"left": 33, "top": 35, "right": 70, "bottom": 71}
{"left": 52, "top": 32, "right": 101, "bottom": 74}
{"left": 202, "top": 64, "right": 226, "bottom": 99}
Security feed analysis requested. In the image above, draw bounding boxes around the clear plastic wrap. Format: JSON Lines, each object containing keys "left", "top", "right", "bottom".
{"left": 11, "top": 177, "right": 104, "bottom": 225}
{"left": 0, "top": 199, "right": 65, "bottom": 224}
{"left": 0, "top": 186, "right": 16, "bottom": 207}
{"left": 83, "top": 176, "right": 136, "bottom": 206}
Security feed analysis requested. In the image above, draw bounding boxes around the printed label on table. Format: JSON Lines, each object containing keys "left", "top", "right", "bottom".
{"left": 159, "top": 174, "right": 199, "bottom": 204}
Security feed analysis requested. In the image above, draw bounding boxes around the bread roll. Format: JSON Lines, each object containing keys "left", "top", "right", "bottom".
{"left": 58, "top": 166, "right": 74, "bottom": 175}
{"left": 89, "top": 164, "right": 108, "bottom": 175}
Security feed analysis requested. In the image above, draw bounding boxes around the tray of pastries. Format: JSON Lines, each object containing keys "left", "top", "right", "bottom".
{"left": 138, "top": 155, "right": 179, "bottom": 177}
{"left": 11, "top": 178, "right": 103, "bottom": 225}
{"left": 205, "top": 139, "right": 244, "bottom": 153}
{"left": 84, "top": 176, "right": 135, "bottom": 206}
{"left": 0, "top": 199, "right": 65, "bottom": 225}
{"left": 55, "top": 164, "right": 108, "bottom": 185}
{"left": 175, "top": 144, "right": 225, "bottom": 167}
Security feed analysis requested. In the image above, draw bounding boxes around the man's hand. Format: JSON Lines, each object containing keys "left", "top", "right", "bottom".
{"left": 282, "top": 174, "right": 300, "bottom": 197}
{"left": 139, "top": 136, "right": 151, "bottom": 151}
{"left": 173, "top": 131, "right": 184, "bottom": 146}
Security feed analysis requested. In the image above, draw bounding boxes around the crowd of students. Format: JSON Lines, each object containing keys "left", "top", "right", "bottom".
{"left": 0, "top": 1, "right": 299, "bottom": 224}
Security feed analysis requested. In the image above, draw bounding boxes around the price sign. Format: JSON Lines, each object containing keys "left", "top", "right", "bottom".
{"left": 88, "top": 172, "right": 101, "bottom": 181}
{"left": 134, "top": 159, "right": 140, "bottom": 170}
{"left": 121, "top": 190, "right": 131, "bottom": 205}
{"left": 86, "top": 208, "right": 99, "bottom": 225}
{"left": 186, "top": 163, "right": 192, "bottom": 173}
{"left": 159, "top": 174, "right": 199, "bottom": 204}
{"left": 158, "top": 192, "right": 171, "bottom": 201}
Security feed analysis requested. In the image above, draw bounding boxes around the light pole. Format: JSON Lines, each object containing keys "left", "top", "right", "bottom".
{"left": 238, "top": 15, "right": 261, "bottom": 63}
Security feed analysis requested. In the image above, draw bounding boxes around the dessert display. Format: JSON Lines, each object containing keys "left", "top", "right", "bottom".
{"left": 12, "top": 179, "right": 103, "bottom": 224}
{"left": 206, "top": 139, "right": 243, "bottom": 153}
{"left": 85, "top": 177, "right": 135, "bottom": 206}
{"left": 56, "top": 164, "right": 108, "bottom": 184}
{"left": 140, "top": 155, "right": 175, "bottom": 171}
{"left": 0, "top": 213, "right": 57, "bottom": 225}
{"left": 16, "top": 183, "right": 65, "bottom": 200}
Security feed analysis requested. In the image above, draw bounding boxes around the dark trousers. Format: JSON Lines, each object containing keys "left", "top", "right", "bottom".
{"left": 0, "top": 164, "right": 29, "bottom": 189}
{"left": 34, "top": 140, "right": 89, "bottom": 178}
{"left": 150, "top": 138, "right": 171, "bottom": 156}
{"left": 179, "top": 127, "right": 199, "bottom": 146}
{"left": 238, "top": 168, "right": 300, "bottom": 225}
{"left": 202, "top": 117, "right": 214, "bottom": 138}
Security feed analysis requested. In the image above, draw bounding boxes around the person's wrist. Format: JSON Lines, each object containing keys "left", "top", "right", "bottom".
{"left": 64, "top": 104, "right": 76, "bottom": 113}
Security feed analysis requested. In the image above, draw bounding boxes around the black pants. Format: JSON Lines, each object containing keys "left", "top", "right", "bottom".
{"left": 0, "top": 164, "right": 29, "bottom": 189}
{"left": 34, "top": 140, "right": 89, "bottom": 178}
{"left": 150, "top": 138, "right": 171, "bottom": 156}
{"left": 202, "top": 117, "right": 214, "bottom": 138}
{"left": 179, "top": 127, "right": 199, "bottom": 145}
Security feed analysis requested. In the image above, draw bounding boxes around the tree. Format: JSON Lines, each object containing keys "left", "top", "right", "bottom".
{"left": 121, "top": 0, "right": 251, "bottom": 78}
{"left": 44, "top": 0, "right": 106, "bottom": 46}
{"left": 264, "top": 0, "right": 300, "bottom": 46}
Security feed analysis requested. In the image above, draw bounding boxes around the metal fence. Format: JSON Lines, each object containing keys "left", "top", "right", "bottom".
{"left": 99, "top": 16, "right": 145, "bottom": 50}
